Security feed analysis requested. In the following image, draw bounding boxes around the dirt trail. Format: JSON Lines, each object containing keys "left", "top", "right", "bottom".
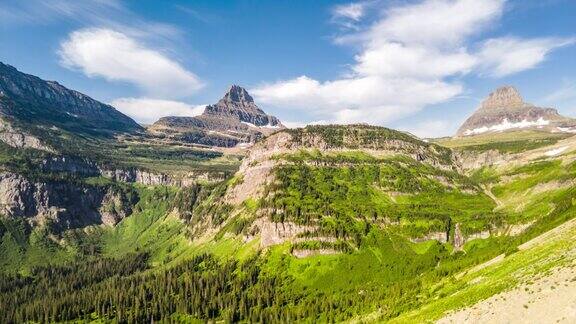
{"left": 483, "top": 184, "right": 503, "bottom": 209}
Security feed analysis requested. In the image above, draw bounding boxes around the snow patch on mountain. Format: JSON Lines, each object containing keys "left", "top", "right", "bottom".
{"left": 241, "top": 121, "right": 282, "bottom": 129}
{"left": 463, "top": 118, "right": 549, "bottom": 136}
{"left": 556, "top": 127, "right": 576, "bottom": 134}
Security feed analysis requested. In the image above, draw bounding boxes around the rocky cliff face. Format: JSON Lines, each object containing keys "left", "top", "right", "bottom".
{"left": 149, "top": 85, "right": 284, "bottom": 147}
{"left": 40, "top": 156, "right": 228, "bottom": 186}
{"left": 203, "top": 85, "right": 282, "bottom": 127}
{"left": 0, "top": 118, "right": 55, "bottom": 152}
{"left": 456, "top": 86, "right": 576, "bottom": 136}
{"left": 225, "top": 125, "right": 458, "bottom": 206}
{"left": 0, "top": 172, "right": 137, "bottom": 230}
{"left": 0, "top": 62, "right": 142, "bottom": 135}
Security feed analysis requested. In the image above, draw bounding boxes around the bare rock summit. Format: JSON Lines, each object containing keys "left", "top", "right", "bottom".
{"left": 456, "top": 86, "right": 576, "bottom": 136}
{"left": 150, "top": 85, "right": 284, "bottom": 147}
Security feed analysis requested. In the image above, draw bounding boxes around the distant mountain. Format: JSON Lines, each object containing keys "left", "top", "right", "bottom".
{"left": 149, "top": 85, "right": 284, "bottom": 147}
{"left": 456, "top": 86, "right": 576, "bottom": 136}
{"left": 0, "top": 62, "right": 142, "bottom": 137}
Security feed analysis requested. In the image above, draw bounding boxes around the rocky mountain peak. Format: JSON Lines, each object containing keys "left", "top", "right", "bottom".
{"left": 203, "top": 85, "right": 281, "bottom": 126}
{"left": 456, "top": 86, "right": 575, "bottom": 137}
{"left": 480, "top": 86, "right": 525, "bottom": 110}
{"left": 222, "top": 85, "right": 255, "bottom": 105}
{"left": 149, "top": 85, "right": 284, "bottom": 147}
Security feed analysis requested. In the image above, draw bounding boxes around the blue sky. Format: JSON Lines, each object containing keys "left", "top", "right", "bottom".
{"left": 1, "top": 0, "right": 575, "bottom": 137}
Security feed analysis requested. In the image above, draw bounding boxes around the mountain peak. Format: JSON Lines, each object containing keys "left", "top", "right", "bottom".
{"left": 222, "top": 85, "right": 254, "bottom": 104}
{"left": 480, "top": 86, "right": 525, "bottom": 110}
{"left": 150, "top": 85, "right": 284, "bottom": 147}
{"left": 456, "top": 85, "right": 575, "bottom": 137}
{"left": 204, "top": 85, "right": 282, "bottom": 127}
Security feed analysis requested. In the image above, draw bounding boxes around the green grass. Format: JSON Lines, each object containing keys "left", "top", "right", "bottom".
{"left": 0, "top": 219, "right": 78, "bottom": 274}
{"left": 263, "top": 150, "right": 497, "bottom": 240}
{"left": 4, "top": 124, "right": 576, "bottom": 321}
{"left": 490, "top": 159, "right": 576, "bottom": 223}
{"left": 0, "top": 122, "right": 242, "bottom": 180}
{"left": 391, "top": 219, "right": 576, "bottom": 323}
{"left": 285, "top": 124, "right": 454, "bottom": 165}
{"left": 434, "top": 130, "right": 571, "bottom": 152}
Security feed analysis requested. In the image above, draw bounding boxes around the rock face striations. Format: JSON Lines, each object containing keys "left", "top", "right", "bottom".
{"left": 203, "top": 85, "right": 282, "bottom": 127}
{"left": 0, "top": 172, "right": 138, "bottom": 230}
{"left": 456, "top": 86, "right": 576, "bottom": 136}
{"left": 0, "top": 62, "right": 142, "bottom": 135}
{"left": 149, "top": 85, "right": 284, "bottom": 147}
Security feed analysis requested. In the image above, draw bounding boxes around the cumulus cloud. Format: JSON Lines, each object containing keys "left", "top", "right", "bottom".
{"left": 111, "top": 98, "right": 205, "bottom": 124}
{"left": 254, "top": 0, "right": 501, "bottom": 124}
{"left": 478, "top": 37, "right": 575, "bottom": 77}
{"left": 253, "top": 0, "right": 573, "bottom": 126}
{"left": 352, "top": 43, "right": 477, "bottom": 79}
{"left": 253, "top": 76, "right": 461, "bottom": 124}
{"left": 369, "top": 0, "right": 504, "bottom": 47}
{"left": 59, "top": 28, "right": 203, "bottom": 98}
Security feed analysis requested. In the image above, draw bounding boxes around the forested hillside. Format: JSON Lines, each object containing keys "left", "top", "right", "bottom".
{"left": 3, "top": 125, "right": 576, "bottom": 322}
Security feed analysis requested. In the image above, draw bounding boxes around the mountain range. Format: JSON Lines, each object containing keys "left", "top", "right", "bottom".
{"left": 2, "top": 62, "right": 576, "bottom": 323}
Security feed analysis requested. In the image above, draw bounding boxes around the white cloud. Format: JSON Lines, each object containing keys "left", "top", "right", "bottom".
{"left": 253, "top": 0, "right": 574, "bottom": 126}
{"left": 0, "top": 0, "right": 121, "bottom": 25}
{"left": 59, "top": 28, "right": 203, "bottom": 98}
{"left": 333, "top": 2, "right": 366, "bottom": 21}
{"left": 332, "top": 2, "right": 373, "bottom": 31}
{"left": 479, "top": 37, "right": 575, "bottom": 77}
{"left": 352, "top": 42, "right": 477, "bottom": 79}
{"left": 369, "top": 0, "right": 504, "bottom": 47}
{"left": 253, "top": 76, "right": 461, "bottom": 124}
{"left": 254, "top": 0, "right": 502, "bottom": 125}
{"left": 111, "top": 98, "right": 205, "bottom": 125}
{"left": 0, "top": 0, "right": 182, "bottom": 41}
{"left": 399, "top": 120, "right": 454, "bottom": 138}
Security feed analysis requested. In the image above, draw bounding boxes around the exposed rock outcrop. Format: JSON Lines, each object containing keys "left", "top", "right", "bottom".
{"left": 456, "top": 86, "right": 576, "bottom": 136}
{"left": 226, "top": 125, "right": 458, "bottom": 206}
{"left": 455, "top": 149, "right": 509, "bottom": 170}
{"left": 0, "top": 172, "right": 137, "bottom": 230}
{"left": 40, "top": 156, "right": 228, "bottom": 186}
{"left": 251, "top": 218, "right": 317, "bottom": 248}
{"left": 204, "top": 85, "right": 282, "bottom": 127}
{"left": 413, "top": 222, "right": 534, "bottom": 249}
{"left": 149, "top": 85, "right": 284, "bottom": 147}
{"left": 0, "top": 118, "right": 55, "bottom": 152}
{"left": 292, "top": 249, "right": 339, "bottom": 258}
{"left": 411, "top": 231, "right": 449, "bottom": 244}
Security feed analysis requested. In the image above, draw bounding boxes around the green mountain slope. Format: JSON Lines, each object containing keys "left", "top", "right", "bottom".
{"left": 2, "top": 124, "right": 576, "bottom": 323}
{"left": 0, "top": 62, "right": 141, "bottom": 136}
